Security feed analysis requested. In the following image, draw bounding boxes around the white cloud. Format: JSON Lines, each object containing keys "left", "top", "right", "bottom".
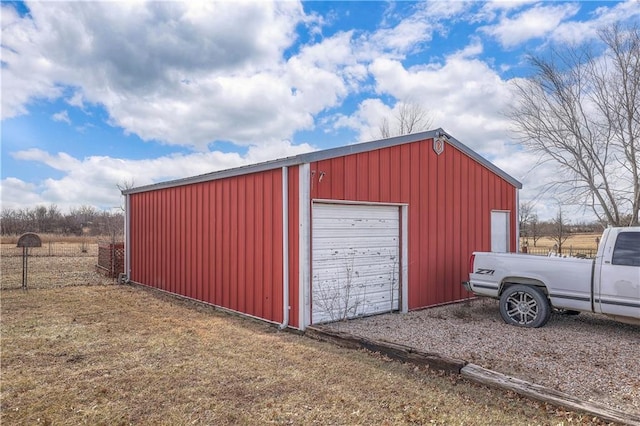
{"left": 332, "top": 98, "right": 394, "bottom": 142}
{"left": 366, "top": 1, "right": 472, "bottom": 59}
{"left": 370, "top": 15, "right": 432, "bottom": 54}
{"left": 548, "top": 0, "right": 640, "bottom": 46}
{"left": 1, "top": 4, "right": 65, "bottom": 119}
{"left": 51, "top": 110, "right": 71, "bottom": 124}
{"left": 3, "top": 141, "right": 316, "bottom": 212}
{"left": 481, "top": 3, "right": 580, "bottom": 48}
{"left": 419, "top": 1, "right": 472, "bottom": 21}
{"left": 66, "top": 92, "right": 86, "bottom": 110}
{"left": 0, "top": 178, "right": 44, "bottom": 208}
{"left": 1, "top": 1, "right": 319, "bottom": 149}
{"left": 478, "top": 0, "right": 537, "bottom": 16}
{"left": 596, "top": 0, "right": 640, "bottom": 22}
{"left": 361, "top": 46, "right": 515, "bottom": 153}
{"left": 1, "top": 1, "right": 389, "bottom": 150}
{"left": 13, "top": 149, "right": 80, "bottom": 171}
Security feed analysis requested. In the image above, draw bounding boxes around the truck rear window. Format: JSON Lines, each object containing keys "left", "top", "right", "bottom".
{"left": 611, "top": 232, "right": 640, "bottom": 267}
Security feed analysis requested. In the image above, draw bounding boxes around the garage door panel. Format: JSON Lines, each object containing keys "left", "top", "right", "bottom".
{"left": 312, "top": 250, "right": 399, "bottom": 264}
{"left": 315, "top": 214, "right": 397, "bottom": 227}
{"left": 313, "top": 234, "right": 399, "bottom": 246}
{"left": 312, "top": 248, "right": 399, "bottom": 269}
{"left": 313, "top": 224, "right": 398, "bottom": 233}
{"left": 313, "top": 206, "right": 398, "bottom": 219}
{"left": 312, "top": 261, "right": 398, "bottom": 277}
{"left": 312, "top": 203, "right": 400, "bottom": 324}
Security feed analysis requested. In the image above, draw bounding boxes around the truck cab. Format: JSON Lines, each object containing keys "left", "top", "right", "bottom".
{"left": 593, "top": 227, "right": 640, "bottom": 321}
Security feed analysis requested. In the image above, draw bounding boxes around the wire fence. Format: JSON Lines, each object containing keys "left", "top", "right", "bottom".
{"left": 1, "top": 242, "right": 98, "bottom": 257}
{"left": 523, "top": 246, "right": 597, "bottom": 258}
{"left": 0, "top": 246, "right": 114, "bottom": 290}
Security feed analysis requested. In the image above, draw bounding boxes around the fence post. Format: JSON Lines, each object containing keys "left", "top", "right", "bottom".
{"left": 17, "top": 233, "right": 42, "bottom": 290}
{"left": 22, "top": 247, "right": 27, "bottom": 290}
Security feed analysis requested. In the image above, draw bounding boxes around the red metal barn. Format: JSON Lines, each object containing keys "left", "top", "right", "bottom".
{"left": 123, "top": 129, "right": 521, "bottom": 330}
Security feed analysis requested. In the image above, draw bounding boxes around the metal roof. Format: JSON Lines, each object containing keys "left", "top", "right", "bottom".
{"left": 123, "top": 128, "right": 522, "bottom": 195}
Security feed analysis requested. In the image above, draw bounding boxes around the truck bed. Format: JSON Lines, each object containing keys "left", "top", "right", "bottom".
{"left": 468, "top": 253, "right": 595, "bottom": 312}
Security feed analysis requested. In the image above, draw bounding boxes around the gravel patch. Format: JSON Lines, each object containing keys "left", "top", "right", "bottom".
{"left": 323, "top": 298, "right": 640, "bottom": 416}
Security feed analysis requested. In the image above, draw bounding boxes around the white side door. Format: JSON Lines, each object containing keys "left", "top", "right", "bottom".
{"left": 491, "top": 210, "right": 510, "bottom": 253}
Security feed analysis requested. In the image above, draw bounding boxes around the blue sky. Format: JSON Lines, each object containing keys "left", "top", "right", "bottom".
{"left": 2, "top": 1, "right": 639, "bottom": 220}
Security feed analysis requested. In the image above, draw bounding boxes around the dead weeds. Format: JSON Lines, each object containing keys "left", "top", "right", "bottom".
{"left": 1, "top": 284, "right": 612, "bottom": 425}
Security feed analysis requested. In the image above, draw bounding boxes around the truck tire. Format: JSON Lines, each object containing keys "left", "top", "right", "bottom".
{"left": 499, "top": 285, "right": 551, "bottom": 328}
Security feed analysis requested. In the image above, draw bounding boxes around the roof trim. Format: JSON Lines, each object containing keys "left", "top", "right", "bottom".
{"left": 123, "top": 128, "right": 522, "bottom": 195}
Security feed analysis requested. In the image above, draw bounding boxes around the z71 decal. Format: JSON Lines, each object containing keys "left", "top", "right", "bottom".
{"left": 475, "top": 268, "right": 495, "bottom": 275}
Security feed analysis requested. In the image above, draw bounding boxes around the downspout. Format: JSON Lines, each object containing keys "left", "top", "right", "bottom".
{"left": 515, "top": 189, "right": 520, "bottom": 253}
{"left": 279, "top": 166, "right": 290, "bottom": 329}
{"left": 124, "top": 192, "right": 131, "bottom": 283}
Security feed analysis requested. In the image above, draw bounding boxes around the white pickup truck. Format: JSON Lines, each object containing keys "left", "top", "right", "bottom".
{"left": 464, "top": 227, "right": 640, "bottom": 327}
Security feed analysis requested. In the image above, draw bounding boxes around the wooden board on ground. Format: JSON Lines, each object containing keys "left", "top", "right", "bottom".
{"left": 307, "top": 324, "right": 639, "bottom": 426}
{"left": 461, "top": 363, "right": 640, "bottom": 426}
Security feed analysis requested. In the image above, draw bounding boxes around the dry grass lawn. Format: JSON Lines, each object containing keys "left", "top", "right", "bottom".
{"left": 1, "top": 284, "right": 609, "bottom": 425}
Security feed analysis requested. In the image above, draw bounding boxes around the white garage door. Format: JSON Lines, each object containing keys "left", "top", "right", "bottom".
{"left": 312, "top": 203, "right": 400, "bottom": 324}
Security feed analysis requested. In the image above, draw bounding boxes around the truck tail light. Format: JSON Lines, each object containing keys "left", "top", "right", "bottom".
{"left": 468, "top": 254, "right": 475, "bottom": 274}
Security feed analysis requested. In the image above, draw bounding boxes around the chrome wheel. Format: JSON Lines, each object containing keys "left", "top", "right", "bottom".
{"left": 499, "top": 285, "right": 550, "bottom": 328}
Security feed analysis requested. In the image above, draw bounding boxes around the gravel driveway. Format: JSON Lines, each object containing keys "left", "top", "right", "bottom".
{"left": 323, "top": 298, "right": 640, "bottom": 417}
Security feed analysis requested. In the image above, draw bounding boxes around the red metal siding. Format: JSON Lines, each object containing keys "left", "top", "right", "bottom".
{"left": 129, "top": 169, "right": 286, "bottom": 323}
{"left": 310, "top": 138, "right": 518, "bottom": 309}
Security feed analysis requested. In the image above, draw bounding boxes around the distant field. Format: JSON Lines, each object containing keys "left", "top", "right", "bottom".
{"left": 521, "top": 233, "right": 600, "bottom": 250}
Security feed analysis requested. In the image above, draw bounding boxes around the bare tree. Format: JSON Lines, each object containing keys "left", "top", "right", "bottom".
{"left": 529, "top": 215, "right": 542, "bottom": 247}
{"left": 519, "top": 201, "right": 535, "bottom": 242}
{"left": 508, "top": 24, "right": 640, "bottom": 226}
{"left": 546, "top": 207, "right": 571, "bottom": 255}
{"left": 116, "top": 179, "right": 135, "bottom": 212}
{"left": 0, "top": 205, "right": 124, "bottom": 237}
{"left": 519, "top": 201, "right": 544, "bottom": 250}
{"left": 379, "top": 101, "right": 433, "bottom": 138}
{"left": 116, "top": 179, "right": 135, "bottom": 194}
